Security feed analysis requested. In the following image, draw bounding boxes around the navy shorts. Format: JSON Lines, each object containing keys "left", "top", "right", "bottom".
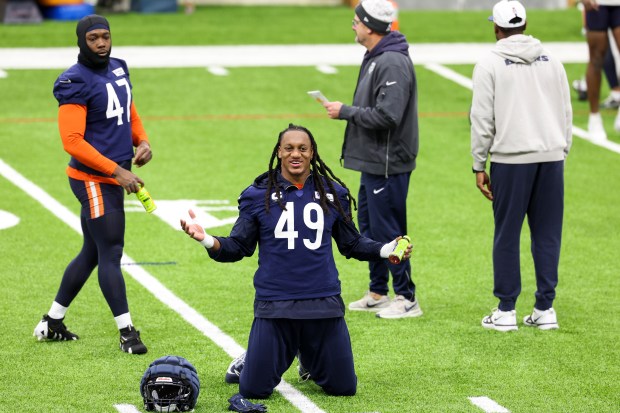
{"left": 69, "top": 178, "right": 124, "bottom": 219}
{"left": 586, "top": 6, "right": 620, "bottom": 31}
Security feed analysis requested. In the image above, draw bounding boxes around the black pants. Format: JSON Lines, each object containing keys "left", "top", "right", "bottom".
{"left": 491, "top": 161, "right": 564, "bottom": 311}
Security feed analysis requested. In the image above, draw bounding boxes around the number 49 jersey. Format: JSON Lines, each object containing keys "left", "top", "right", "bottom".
{"left": 53, "top": 58, "right": 135, "bottom": 176}
{"left": 210, "top": 172, "right": 384, "bottom": 301}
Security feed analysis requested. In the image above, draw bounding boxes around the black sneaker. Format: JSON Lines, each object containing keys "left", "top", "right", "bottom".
{"left": 225, "top": 352, "right": 245, "bottom": 384}
{"left": 33, "top": 314, "right": 79, "bottom": 341}
{"left": 119, "top": 325, "right": 147, "bottom": 354}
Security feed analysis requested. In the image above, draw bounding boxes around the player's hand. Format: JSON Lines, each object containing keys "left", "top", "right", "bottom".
{"left": 112, "top": 165, "right": 143, "bottom": 194}
{"left": 180, "top": 209, "right": 207, "bottom": 242}
{"left": 323, "top": 101, "right": 343, "bottom": 119}
{"left": 582, "top": 0, "right": 599, "bottom": 11}
{"left": 475, "top": 171, "right": 493, "bottom": 201}
{"left": 133, "top": 140, "right": 152, "bottom": 167}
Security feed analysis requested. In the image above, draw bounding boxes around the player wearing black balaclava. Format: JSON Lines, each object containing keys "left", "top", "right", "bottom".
{"left": 76, "top": 14, "right": 111, "bottom": 69}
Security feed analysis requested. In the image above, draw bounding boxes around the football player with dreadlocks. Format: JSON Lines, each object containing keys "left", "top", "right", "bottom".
{"left": 180, "top": 124, "right": 411, "bottom": 400}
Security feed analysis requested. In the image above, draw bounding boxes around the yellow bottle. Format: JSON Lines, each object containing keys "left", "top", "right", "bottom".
{"left": 388, "top": 235, "right": 411, "bottom": 264}
{"left": 136, "top": 185, "right": 156, "bottom": 213}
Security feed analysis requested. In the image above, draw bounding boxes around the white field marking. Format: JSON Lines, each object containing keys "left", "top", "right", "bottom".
{"left": 114, "top": 404, "right": 141, "bottom": 413}
{"left": 0, "top": 42, "right": 586, "bottom": 70}
{"left": 0, "top": 210, "right": 19, "bottom": 230}
{"left": 316, "top": 65, "right": 338, "bottom": 74}
{"left": 425, "top": 63, "right": 473, "bottom": 89}
{"left": 468, "top": 396, "right": 510, "bottom": 413}
{"left": 124, "top": 199, "right": 238, "bottom": 230}
{"left": 0, "top": 158, "right": 326, "bottom": 413}
{"left": 0, "top": 69, "right": 7, "bottom": 78}
{"left": 426, "top": 63, "right": 620, "bottom": 155}
{"left": 207, "top": 65, "right": 229, "bottom": 76}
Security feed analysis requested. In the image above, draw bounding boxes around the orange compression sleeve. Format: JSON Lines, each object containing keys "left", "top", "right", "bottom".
{"left": 130, "top": 102, "right": 149, "bottom": 146}
{"left": 58, "top": 104, "right": 118, "bottom": 176}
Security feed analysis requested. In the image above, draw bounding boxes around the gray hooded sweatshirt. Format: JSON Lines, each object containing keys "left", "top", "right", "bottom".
{"left": 470, "top": 34, "right": 572, "bottom": 171}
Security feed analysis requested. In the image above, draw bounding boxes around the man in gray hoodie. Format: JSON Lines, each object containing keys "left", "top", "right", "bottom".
{"left": 323, "top": 0, "right": 420, "bottom": 319}
{"left": 470, "top": 0, "right": 572, "bottom": 332}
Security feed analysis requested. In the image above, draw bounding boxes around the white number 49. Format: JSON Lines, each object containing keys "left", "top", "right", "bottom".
{"left": 274, "top": 202, "right": 324, "bottom": 250}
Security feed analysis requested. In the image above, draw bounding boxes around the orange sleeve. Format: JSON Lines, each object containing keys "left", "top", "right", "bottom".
{"left": 58, "top": 104, "right": 118, "bottom": 176}
{"left": 131, "top": 102, "right": 149, "bottom": 147}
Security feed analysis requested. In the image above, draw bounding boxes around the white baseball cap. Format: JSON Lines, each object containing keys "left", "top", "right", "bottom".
{"left": 489, "top": 0, "right": 526, "bottom": 28}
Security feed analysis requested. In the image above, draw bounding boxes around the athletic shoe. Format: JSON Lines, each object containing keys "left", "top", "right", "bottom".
{"left": 523, "top": 307, "right": 559, "bottom": 330}
{"left": 481, "top": 309, "right": 518, "bottom": 332}
{"left": 225, "top": 352, "right": 246, "bottom": 384}
{"left": 297, "top": 354, "right": 311, "bottom": 382}
{"left": 375, "top": 295, "right": 423, "bottom": 319}
{"left": 33, "top": 314, "right": 79, "bottom": 341}
{"left": 615, "top": 109, "right": 620, "bottom": 132}
{"left": 119, "top": 325, "right": 147, "bottom": 354}
{"left": 588, "top": 113, "right": 608, "bottom": 142}
{"left": 601, "top": 94, "right": 620, "bottom": 109}
{"left": 572, "top": 78, "right": 587, "bottom": 101}
{"left": 348, "top": 291, "right": 390, "bottom": 312}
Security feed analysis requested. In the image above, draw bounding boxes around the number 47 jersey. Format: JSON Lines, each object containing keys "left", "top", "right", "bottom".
{"left": 53, "top": 58, "right": 135, "bottom": 174}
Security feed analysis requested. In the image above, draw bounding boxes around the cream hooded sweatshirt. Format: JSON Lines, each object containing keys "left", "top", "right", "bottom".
{"left": 470, "top": 34, "right": 572, "bottom": 171}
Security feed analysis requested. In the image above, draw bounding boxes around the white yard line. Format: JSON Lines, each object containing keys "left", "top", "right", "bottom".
{"left": 468, "top": 396, "right": 510, "bottom": 413}
{"left": 114, "top": 404, "right": 142, "bottom": 413}
{"left": 0, "top": 158, "right": 326, "bottom": 413}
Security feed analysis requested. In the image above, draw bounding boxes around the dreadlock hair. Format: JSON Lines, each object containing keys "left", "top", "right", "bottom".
{"left": 264, "top": 124, "right": 357, "bottom": 222}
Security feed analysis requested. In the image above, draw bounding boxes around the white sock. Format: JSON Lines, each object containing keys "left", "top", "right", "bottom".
{"left": 114, "top": 313, "right": 133, "bottom": 330}
{"left": 48, "top": 301, "right": 68, "bottom": 320}
{"left": 611, "top": 90, "right": 620, "bottom": 100}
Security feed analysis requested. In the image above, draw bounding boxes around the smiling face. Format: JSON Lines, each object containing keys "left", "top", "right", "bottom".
{"left": 85, "top": 28, "right": 111, "bottom": 57}
{"left": 277, "top": 129, "right": 314, "bottom": 185}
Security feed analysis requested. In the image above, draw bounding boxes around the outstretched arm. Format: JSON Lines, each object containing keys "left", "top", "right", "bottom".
{"left": 180, "top": 209, "right": 221, "bottom": 251}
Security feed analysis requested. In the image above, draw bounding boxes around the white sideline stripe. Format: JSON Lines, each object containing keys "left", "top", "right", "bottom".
{"left": 426, "top": 63, "right": 620, "bottom": 155}
{"left": 207, "top": 66, "right": 230, "bottom": 76}
{"left": 0, "top": 42, "right": 587, "bottom": 70}
{"left": 0, "top": 158, "right": 326, "bottom": 413}
{"left": 0, "top": 69, "right": 7, "bottom": 78}
{"left": 114, "top": 404, "right": 141, "bottom": 413}
{"left": 468, "top": 397, "right": 510, "bottom": 413}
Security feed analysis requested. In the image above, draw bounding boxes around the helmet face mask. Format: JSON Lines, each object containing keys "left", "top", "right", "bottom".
{"left": 140, "top": 356, "right": 200, "bottom": 412}
{"left": 143, "top": 377, "right": 192, "bottom": 412}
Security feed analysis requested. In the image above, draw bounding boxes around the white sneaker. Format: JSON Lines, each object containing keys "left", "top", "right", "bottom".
{"left": 614, "top": 109, "right": 620, "bottom": 132}
{"left": 588, "top": 113, "right": 607, "bottom": 142}
{"left": 481, "top": 309, "right": 518, "bottom": 332}
{"left": 375, "top": 295, "right": 423, "bottom": 319}
{"left": 523, "top": 307, "right": 559, "bottom": 330}
{"left": 348, "top": 291, "right": 390, "bottom": 312}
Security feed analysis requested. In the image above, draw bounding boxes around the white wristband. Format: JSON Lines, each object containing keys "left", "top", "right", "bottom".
{"left": 379, "top": 240, "right": 397, "bottom": 258}
{"left": 199, "top": 233, "right": 215, "bottom": 248}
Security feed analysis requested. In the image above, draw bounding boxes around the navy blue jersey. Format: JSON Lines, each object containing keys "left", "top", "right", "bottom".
{"left": 208, "top": 172, "right": 384, "bottom": 301}
{"left": 53, "top": 58, "right": 134, "bottom": 176}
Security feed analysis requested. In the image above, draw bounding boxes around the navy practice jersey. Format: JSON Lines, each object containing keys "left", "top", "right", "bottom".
{"left": 53, "top": 57, "right": 134, "bottom": 177}
{"left": 209, "top": 172, "right": 384, "bottom": 301}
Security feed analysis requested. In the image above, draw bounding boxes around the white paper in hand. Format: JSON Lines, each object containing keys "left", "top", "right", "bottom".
{"left": 307, "top": 90, "right": 329, "bottom": 104}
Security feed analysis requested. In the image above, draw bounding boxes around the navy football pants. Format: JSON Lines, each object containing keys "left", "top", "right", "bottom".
{"left": 490, "top": 161, "right": 564, "bottom": 312}
{"left": 358, "top": 172, "right": 415, "bottom": 300}
{"left": 55, "top": 179, "right": 129, "bottom": 316}
{"left": 240, "top": 317, "right": 357, "bottom": 399}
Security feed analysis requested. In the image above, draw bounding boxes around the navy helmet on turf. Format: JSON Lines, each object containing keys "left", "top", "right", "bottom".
{"left": 140, "top": 355, "right": 200, "bottom": 412}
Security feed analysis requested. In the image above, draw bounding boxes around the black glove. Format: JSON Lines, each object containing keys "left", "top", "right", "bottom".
{"left": 228, "top": 393, "right": 267, "bottom": 413}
